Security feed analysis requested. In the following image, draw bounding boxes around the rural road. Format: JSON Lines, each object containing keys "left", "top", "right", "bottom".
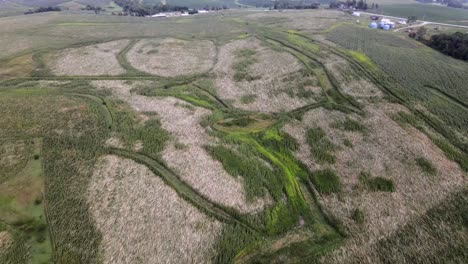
{"left": 361, "top": 11, "right": 468, "bottom": 31}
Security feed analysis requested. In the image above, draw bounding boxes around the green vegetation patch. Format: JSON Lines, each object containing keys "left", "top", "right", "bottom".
{"left": 345, "top": 50, "right": 378, "bottom": 72}
{"left": 205, "top": 144, "right": 282, "bottom": 202}
{"left": 233, "top": 49, "right": 260, "bottom": 82}
{"left": 359, "top": 172, "right": 396, "bottom": 192}
{"left": 306, "top": 127, "right": 337, "bottom": 164}
{"left": 332, "top": 117, "right": 366, "bottom": 132}
{"left": 310, "top": 169, "right": 342, "bottom": 194}
{"left": 214, "top": 114, "right": 275, "bottom": 133}
{"left": 287, "top": 32, "right": 320, "bottom": 53}
{"left": 352, "top": 208, "right": 365, "bottom": 225}
{"left": 109, "top": 101, "right": 169, "bottom": 159}
{"left": 415, "top": 157, "right": 437, "bottom": 176}
{"left": 136, "top": 83, "right": 223, "bottom": 110}
{"left": 223, "top": 129, "right": 310, "bottom": 234}
{"left": 0, "top": 138, "right": 51, "bottom": 264}
{"left": 240, "top": 94, "right": 257, "bottom": 104}
{"left": 213, "top": 224, "right": 261, "bottom": 264}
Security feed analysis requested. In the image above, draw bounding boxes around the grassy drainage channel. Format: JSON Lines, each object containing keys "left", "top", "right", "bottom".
{"left": 211, "top": 116, "right": 344, "bottom": 262}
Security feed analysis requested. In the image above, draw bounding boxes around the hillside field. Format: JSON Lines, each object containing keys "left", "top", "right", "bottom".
{"left": 0, "top": 8, "right": 466, "bottom": 264}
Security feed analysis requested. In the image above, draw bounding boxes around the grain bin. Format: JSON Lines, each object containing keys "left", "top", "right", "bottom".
{"left": 378, "top": 21, "right": 385, "bottom": 28}
{"left": 383, "top": 24, "right": 390, "bottom": 30}
{"left": 369, "top": 22, "right": 378, "bottom": 29}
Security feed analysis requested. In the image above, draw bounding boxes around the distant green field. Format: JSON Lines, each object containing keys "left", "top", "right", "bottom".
{"left": 143, "top": 0, "right": 237, "bottom": 8}
{"left": 0, "top": 1, "right": 30, "bottom": 17}
{"left": 381, "top": 4, "right": 468, "bottom": 25}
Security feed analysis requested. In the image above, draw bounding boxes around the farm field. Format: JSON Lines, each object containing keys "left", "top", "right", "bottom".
{"left": 379, "top": 3, "right": 468, "bottom": 25}
{"left": 0, "top": 7, "right": 467, "bottom": 264}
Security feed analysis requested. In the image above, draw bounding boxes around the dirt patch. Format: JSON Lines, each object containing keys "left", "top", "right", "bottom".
{"left": 88, "top": 155, "right": 222, "bottom": 264}
{"left": 47, "top": 39, "right": 129, "bottom": 76}
{"left": 92, "top": 80, "right": 268, "bottom": 213}
{"left": 215, "top": 38, "right": 317, "bottom": 113}
{"left": 283, "top": 103, "right": 466, "bottom": 263}
{"left": 126, "top": 38, "right": 216, "bottom": 77}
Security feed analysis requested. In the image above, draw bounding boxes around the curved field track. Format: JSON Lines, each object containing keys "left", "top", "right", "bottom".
{"left": 283, "top": 104, "right": 466, "bottom": 263}
{"left": 88, "top": 155, "right": 223, "bottom": 264}
{"left": 46, "top": 39, "right": 130, "bottom": 76}
{"left": 91, "top": 80, "right": 269, "bottom": 213}
{"left": 126, "top": 38, "right": 216, "bottom": 77}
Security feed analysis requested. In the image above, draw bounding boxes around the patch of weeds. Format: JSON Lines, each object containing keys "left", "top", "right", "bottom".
{"left": 296, "top": 86, "right": 315, "bottom": 99}
{"left": 222, "top": 117, "right": 256, "bottom": 127}
{"left": 240, "top": 94, "right": 257, "bottom": 104}
{"left": 343, "top": 138, "right": 353, "bottom": 148}
{"left": 415, "top": 157, "right": 437, "bottom": 176}
{"left": 205, "top": 144, "right": 282, "bottom": 201}
{"left": 359, "top": 172, "right": 395, "bottom": 192}
{"left": 259, "top": 129, "right": 299, "bottom": 153}
{"left": 200, "top": 110, "right": 226, "bottom": 128}
{"left": 213, "top": 224, "right": 260, "bottom": 264}
{"left": 352, "top": 208, "right": 365, "bottom": 224}
{"left": 111, "top": 103, "right": 169, "bottom": 159}
{"left": 393, "top": 111, "right": 421, "bottom": 129}
{"left": 146, "top": 49, "right": 159, "bottom": 55}
{"left": 430, "top": 137, "right": 468, "bottom": 172}
{"left": 306, "top": 127, "right": 336, "bottom": 164}
{"left": 174, "top": 142, "right": 187, "bottom": 150}
{"left": 311, "top": 169, "right": 342, "bottom": 194}
{"left": 233, "top": 49, "right": 260, "bottom": 82}
{"left": 333, "top": 117, "right": 366, "bottom": 132}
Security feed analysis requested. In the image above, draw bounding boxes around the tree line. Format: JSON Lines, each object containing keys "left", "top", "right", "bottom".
{"left": 24, "top": 6, "right": 61, "bottom": 15}
{"left": 272, "top": 0, "right": 319, "bottom": 9}
{"left": 427, "top": 32, "right": 468, "bottom": 61}
{"left": 113, "top": 0, "right": 227, "bottom": 16}
{"left": 329, "top": 0, "right": 380, "bottom": 11}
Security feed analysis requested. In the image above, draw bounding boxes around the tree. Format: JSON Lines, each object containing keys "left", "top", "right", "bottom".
{"left": 407, "top": 16, "right": 418, "bottom": 23}
{"left": 415, "top": 26, "right": 427, "bottom": 40}
{"left": 447, "top": 0, "right": 463, "bottom": 8}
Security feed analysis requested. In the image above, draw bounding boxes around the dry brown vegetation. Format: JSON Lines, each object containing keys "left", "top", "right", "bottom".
{"left": 215, "top": 38, "right": 318, "bottom": 112}
{"left": 88, "top": 155, "right": 222, "bottom": 264}
{"left": 0, "top": 54, "right": 35, "bottom": 78}
{"left": 46, "top": 39, "right": 129, "bottom": 76}
{"left": 0, "top": 140, "right": 27, "bottom": 180}
{"left": 0, "top": 231, "right": 13, "bottom": 253}
{"left": 126, "top": 38, "right": 216, "bottom": 77}
{"left": 92, "top": 80, "right": 268, "bottom": 213}
{"left": 283, "top": 103, "right": 466, "bottom": 263}
{"left": 245, "top": 10, "right": 349, "bottom": 33}
{"left": 322, "top": 54, "right": 383, "bottom": 100}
